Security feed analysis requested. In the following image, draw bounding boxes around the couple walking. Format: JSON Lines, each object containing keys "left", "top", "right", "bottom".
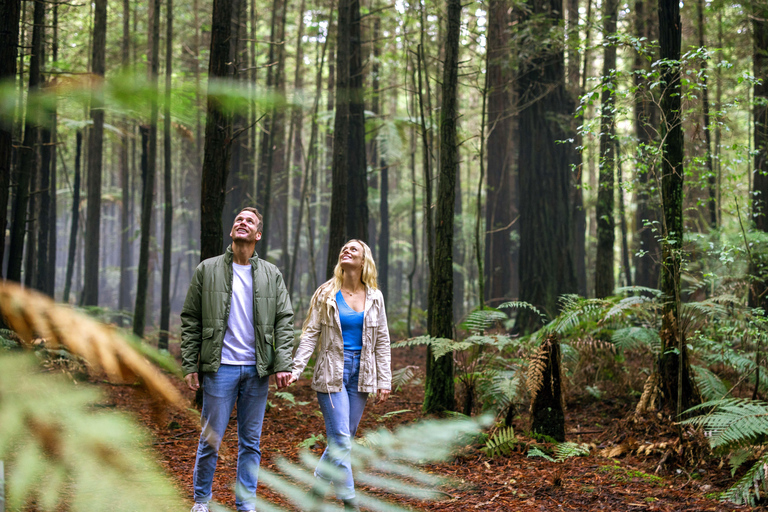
{"left": 180, "top": 207, "right": 392, "bottom": 512}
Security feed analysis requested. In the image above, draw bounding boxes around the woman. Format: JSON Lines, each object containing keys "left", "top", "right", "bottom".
{"left": 290, "top": 239, "right": 391, "bottom": 510}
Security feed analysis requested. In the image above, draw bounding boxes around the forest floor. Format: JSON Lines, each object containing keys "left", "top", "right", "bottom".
{"left": 100, "top": 345, "right": 762, "bottom": 512}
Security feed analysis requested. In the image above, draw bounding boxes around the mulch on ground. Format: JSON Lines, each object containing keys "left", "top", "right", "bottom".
{"left": 100, "top": 345, "right": 760, "bottom": 511}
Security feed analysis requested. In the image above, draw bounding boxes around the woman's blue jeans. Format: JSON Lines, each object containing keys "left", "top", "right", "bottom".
{"left": 193, "top": 364, "right": 269, "bottom": 511}
{"left": 316, "top": 350, "right": 369, "bottom": 500}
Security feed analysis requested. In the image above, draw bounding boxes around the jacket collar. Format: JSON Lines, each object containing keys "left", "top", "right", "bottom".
{"left": 224, "top": 244, "right": 260, "bottom": 266}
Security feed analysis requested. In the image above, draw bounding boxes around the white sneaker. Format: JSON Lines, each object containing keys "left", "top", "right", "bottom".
{"left": 190, "top": 503, "right": 210, "bottom": 512}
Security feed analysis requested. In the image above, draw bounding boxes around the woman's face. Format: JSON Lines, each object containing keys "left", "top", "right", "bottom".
{"left": 339, "top": 241, "right": 365, "bottom": 271}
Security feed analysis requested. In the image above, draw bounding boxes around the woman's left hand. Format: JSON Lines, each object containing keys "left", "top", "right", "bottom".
{"left": 375, "top": 389, "right": 390, "bottom": 404}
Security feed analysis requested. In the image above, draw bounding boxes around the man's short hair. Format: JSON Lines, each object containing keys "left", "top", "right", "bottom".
{"left": 239, "top": 207, "right": 263, "bottom": 233}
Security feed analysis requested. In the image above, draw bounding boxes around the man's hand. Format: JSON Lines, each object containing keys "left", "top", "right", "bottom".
{"left": 375, "top": 389, "right": 390, "bottom": 404}
{"left": 184, "top": 372, "right": 200, "bottom": 391}
{"left": 275, "top": 372, "right": 292, "bottom": 389}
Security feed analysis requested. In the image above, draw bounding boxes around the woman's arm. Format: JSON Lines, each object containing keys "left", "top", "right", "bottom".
{"left": 290, "top": 298, "right": 322, "bottom": 383}
{"left": 374, "top": 297, "right": 392, "bottom": 392}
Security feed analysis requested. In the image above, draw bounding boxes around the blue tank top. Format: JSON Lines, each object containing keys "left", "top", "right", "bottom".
{"left": 336, "top": 290, "right": 364, "bottom": 351}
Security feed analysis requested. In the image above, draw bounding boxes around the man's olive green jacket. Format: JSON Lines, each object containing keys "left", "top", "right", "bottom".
{"left": 180, "top": 246, "right": 294, "bottom": 377}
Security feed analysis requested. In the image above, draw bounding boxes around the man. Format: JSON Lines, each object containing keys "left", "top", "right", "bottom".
{"left": 181, "top": 207, "right": 294, "bottom": 512}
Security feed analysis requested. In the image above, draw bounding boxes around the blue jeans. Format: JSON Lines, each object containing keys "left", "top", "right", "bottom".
{"left": 193, "top": 364, "right": 269, "bottom": 511}
{"left": 316, "top": 350, "right": 369, "bottom": 500}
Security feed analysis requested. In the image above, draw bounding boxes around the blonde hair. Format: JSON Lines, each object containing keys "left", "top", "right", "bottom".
{"left": 303, "top": 239, "right": 378, "bottom": 329}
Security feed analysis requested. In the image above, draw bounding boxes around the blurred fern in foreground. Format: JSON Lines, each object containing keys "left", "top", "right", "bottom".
{"left": 0, "top": 354, "right": 185, "bottom": 511}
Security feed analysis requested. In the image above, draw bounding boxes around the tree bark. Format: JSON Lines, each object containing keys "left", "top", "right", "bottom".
{"left": 530, "top": 334, "right": 566, "bottom": 441}
{"left": 159, "top": 0, "right": 174, "bottom": 351}
{"left": 0, "top": 0, "right": 21, "bottom": 279}
{"left": 118, "top": 0, "right": 132, "bottom": 322}
{"left": 698, "top": 0, "right": 716, "bottom": 229}
{"left": 424, "top": 0, "right": 460, "bottom": 415}
{"left": 8, "top": 0, "right": 45, "bottom": 284}
{"left": 326, "top": 0, "right": 352, "bottom": 278}
{"left": 594, "top": 0, "right": 618, "bottom": 298}
{"left": 516, "top": 0, "right": 578, "bottom": 331}
{"left": 633, "top": 0, "right": 660, "bottom": 290}
{"left": 750, "top": 0, "right": 768, "bottom": 310}
{"left": 133, "top": 0, "right": 160, "bottom": 337}
{"left": 63, "top": 132, "right": 83, "bottom": 303}
{"left": 83, "top": 0, "right": 107, "bottom": 305}
{"left": 658, "top": 0, "right": 698, "bottom": 415}
{"left": 485, "top": 0, "right": 516, "bottom": 306}
{"left": 344, "top": 0, "right": 368, "bottom": 242}
{"left": 200, "top": 0, "right": 235, "bottom": 262}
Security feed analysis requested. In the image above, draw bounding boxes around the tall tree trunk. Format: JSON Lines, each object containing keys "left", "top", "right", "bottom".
{"left": 8, "top": 0, "right": 45, "bottom": 284}
{"left": 658, "top": 0, "right": 698, "bottom": 415}
{"left": 0, "top": 0, "right": 21, "bottom": 279}
{"left": 594, "top": 0, "right": 618, "bottom": 298}
{"left": 750, "top": 0, "right": 768, "bottom": 310}
{"left": 633, "top": 0, "right": 660, "bottom": 290}
{"left": 63, "top": 132, "right": 83, "bottom": 303}
{"left": 159, "top": 0, "right": 174, "bottom": 350}
{"left": 568, "top": 0, "right": 587, "bottom": 297}
{"left": 256, "top": 0, "right": 286, "bottom": 260}
{"left": 36, "top": 120, "right": 52, "bottom": 295}
{"left": 83, "top": 0, "right": 107, "bottom": 305}
{"left": 698, "top": 0, "right": 716, "bottom": 229}
{"left": 326, "top": 0, "right": 352, "bottom": 278}
{"left": 485, "top": 0, "right": 516, "bottom": 305}
{"left": 199, "top": 0, "right": 236, "bottom": 262}
{"left": 118, "top": 0, "right": 132, "bottom": 322}
{"left": 344, "top": 0, "right": 368, "bottom": 242}
{"left": 424, "top": 0, "right": 460, "bottom": 415}
{"left": 134, "top": 0, "right": 161, "bottom": 337}
{"left": 46, "top": 0, "right": 58, "bottom": 296}
{"left": 516, "top": 0, "right": 578, "bottom": 331}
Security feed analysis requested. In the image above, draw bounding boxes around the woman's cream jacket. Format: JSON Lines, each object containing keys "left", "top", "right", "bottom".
{"left": 291, "top": 286, "right": 391, "bottom": 393}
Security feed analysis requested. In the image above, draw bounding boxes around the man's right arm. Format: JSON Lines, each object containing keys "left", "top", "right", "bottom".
{"left": 180, "top": 264, "right": 204, "bottom": 382}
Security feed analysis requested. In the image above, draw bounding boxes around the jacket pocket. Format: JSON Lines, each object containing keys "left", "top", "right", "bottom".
{"left": 202, "top": 327, "right": 214, "bottom": 340}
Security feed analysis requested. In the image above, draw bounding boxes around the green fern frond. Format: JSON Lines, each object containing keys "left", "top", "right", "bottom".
{"left": 461, "top": 307, "right": 508, "bottom": 334}
{"left": 719, "top": 450, "right": 768, "bottom": 505}
{"left": 391, "top": 365, "right": 418, "bottom": 392}
{"left": 527, "top": 445, "right": 555, "bottom": 462}
{"left": 553, "top": 442, "right": 590, "bottom": 461}
{"left": 498, "top": 301, "right": 546, "bottom": 321}
{"left": 550, "top": 297, "right": 608, "bottom": 335}
{"left": 682, "top": 398, "right": 768, "bottom": 450}
{"left": 604, "top": 295, "right": 656, "bottom": 322}
{"left": 692, "top": 365, "right": 728, "bottom": 401}
{"left": 481, "top": 426, "right": 516, "bottom": 458}
{"left": 612, "top": 326, "right": 660, "bottom": 352}
{"left": 615, "top": 285, "right": 663, "bottom": 298}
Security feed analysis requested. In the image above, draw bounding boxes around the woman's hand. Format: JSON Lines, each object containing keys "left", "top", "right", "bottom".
{"left": 287, "top": 374, "right": 298, "bottom": 385}
{"left": 375, "top": 389, "right": 390, "bottom": 404}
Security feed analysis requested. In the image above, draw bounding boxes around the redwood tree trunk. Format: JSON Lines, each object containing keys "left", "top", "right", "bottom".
{"left": 63, "top": 132, "right": 82, "bottom": 303}
{"left": 424, "top": 0, "right": 460, "bottom": 415}
{"left": 199, "top": 0, "right": 235, "bottom": 263}
{"left": 658, "top": 0, "right": 698, "bottom": 414}
{"left": 83, "top": 0, "right": 107, "bottom": 305}
{"left": 159, "top": 0, "right": 174, "bottom": 351}
{"left": 750, "top": 0, "right": 768, "bottom": 310}
{"left": 594, "top": 0, "right": 618, "bottom": 298}
{"left": 485, "top": 0, "right": 516, "bottom": 306}
{"left": 0, "top": 0, "right": 21, "bottom": 279}
{"left": 516, "top": 0, "right": 578, "bottom": 331}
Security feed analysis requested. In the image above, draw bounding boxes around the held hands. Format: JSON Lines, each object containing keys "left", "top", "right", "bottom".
{"left": 275, "top": 372, "right": 293, "bottom": 390}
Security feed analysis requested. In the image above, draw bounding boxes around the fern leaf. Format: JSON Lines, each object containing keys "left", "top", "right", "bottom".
{"left": 391, "top": 365, "right": 418, "bottom": 391}
{"left": 719, "top": 451, "right": 768, "bottom": 505}
{"left": 612, "top": 326, "right": 660, "bottom": 352}
{"left": 692, "top": 365, "right": 728, "bottom": 401}
{"left": 481, "top": 426, "right": 516, "bottom": 458}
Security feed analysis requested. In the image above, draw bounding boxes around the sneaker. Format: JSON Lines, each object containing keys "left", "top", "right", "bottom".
{"left": 342, "top": 498, "right": 361, "bottom": 511}
{"left": 190, "top": 503, "right": 210, "bottom": 512}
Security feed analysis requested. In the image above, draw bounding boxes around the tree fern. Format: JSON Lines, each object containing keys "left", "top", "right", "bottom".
{"left": 682, "top": 398, "right": 768, "bottom": 451}
{"left": 460, "top": 307, "right": 508, "bottom": 335}
{"left": 612, "top": 326, "right": 661, "bottom": 353}
{"left": 718, "top": 450, "right": 768, "bottom": 505}
{"left": 692, "top": 365, "right": 729, "bottom": 401}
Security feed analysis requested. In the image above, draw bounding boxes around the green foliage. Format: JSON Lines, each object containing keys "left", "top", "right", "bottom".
{"left": 682, "top": 398, "right": 768, "bottom": 505}
{"left": 0, "top": 354, "right": 184, "bottom": 511}
{"left": 527, "top": 441, "right": 590, "bottom": 463}
{"left": 391, "top": 365, "right": 418, "bottom": 392}
{"left": 480, "top": 426, "right": 516, "bottom": 458}
{"left": 297, "top": 433, "right": 326, "bottom": 450}
{"left": 274, "top": 391, "right": 311, "bottom": 408}
{"left": 253, "top": 415, "right": 493, "bottom": 511}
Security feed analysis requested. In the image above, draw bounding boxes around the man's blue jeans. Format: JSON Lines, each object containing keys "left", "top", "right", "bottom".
{"left": 193, "top": 364, "right": 269, "bottom": 511}
{"left": 316, "top": 350, "right": 369, "bottom": 500}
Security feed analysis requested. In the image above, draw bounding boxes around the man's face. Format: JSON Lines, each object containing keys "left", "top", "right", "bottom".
{"left": 230, "top": 211, "right": 262, "bottom": 244}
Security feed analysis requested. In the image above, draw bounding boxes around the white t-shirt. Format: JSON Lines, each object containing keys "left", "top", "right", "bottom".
{"left": 220, "top": 262, "right": 257, "bottom": 365}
